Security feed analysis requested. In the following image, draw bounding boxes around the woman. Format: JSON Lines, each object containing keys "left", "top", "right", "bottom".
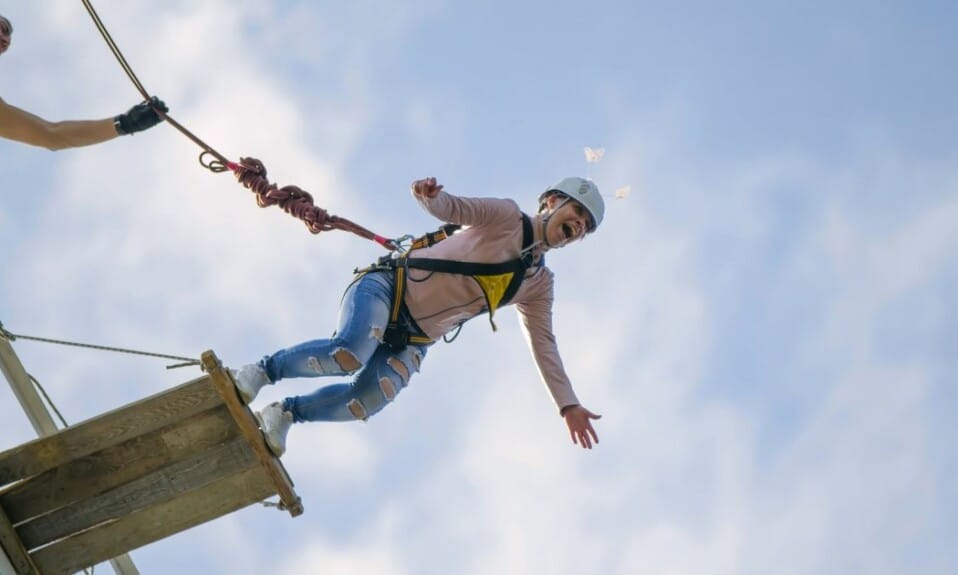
{"left": 234, "top": 176, "right": 604, "bottom": 454}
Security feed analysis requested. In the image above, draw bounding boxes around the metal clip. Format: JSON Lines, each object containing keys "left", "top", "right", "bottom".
{"left": 391, "top": 234, "right": 415, "bottom": 254}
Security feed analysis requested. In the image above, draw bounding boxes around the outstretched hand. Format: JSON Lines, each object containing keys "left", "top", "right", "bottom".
{"left": 563, "top": 405, "right": 601, "bottom": 449}
{"left": 411, "top": 177, "right": 443, "bottom": 199}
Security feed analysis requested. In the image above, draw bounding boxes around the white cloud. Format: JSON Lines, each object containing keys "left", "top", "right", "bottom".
{"left": 3, "top": 3, "right": 957, "bottom": 575}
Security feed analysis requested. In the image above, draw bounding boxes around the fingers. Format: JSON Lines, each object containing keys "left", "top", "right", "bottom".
{"left": 411, "top": 177, "right": 443, "bottom": 198}
{"left": 575, "top": 429, "right": 593, "bottom": 449}
{"left": 568, "top": 425, "right": 596, "bottom": 449}
{"left": 586, "top": 424, "right": 599, "bottom": 446}
{"left": 148, "top": 96, "right": 169, "bottom": 114}
{"left": 568, "top": 417, "right": 599, "bottom": 450}
{"left": 583, "top": 423, "right": 598, "bottom": 449}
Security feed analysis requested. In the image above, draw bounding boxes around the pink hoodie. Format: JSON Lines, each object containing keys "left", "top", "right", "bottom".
{"left": 403, "top": 189, "right": 580, "bottom": 412}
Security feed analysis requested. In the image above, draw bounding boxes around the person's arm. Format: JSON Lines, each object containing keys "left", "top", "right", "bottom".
{"left": 410, "top": 176, "right": 519, "bottom": 227}
{"left": 515, "top": 273, "right": 602, "bottom": 449}
{"left": 0, "top": 96, "right": 167, "bottom": 151}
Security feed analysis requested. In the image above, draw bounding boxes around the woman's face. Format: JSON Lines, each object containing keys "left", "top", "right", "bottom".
{"left": 543, "top": 194, "right": 594, "bottom": 248}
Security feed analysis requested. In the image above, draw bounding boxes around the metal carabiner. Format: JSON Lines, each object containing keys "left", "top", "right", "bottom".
{"left": 391, "top": 234, "right": 416, "bottom": 254}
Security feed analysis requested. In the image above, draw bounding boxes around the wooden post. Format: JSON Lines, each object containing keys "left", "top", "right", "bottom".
{"left": 1, "top": 331, "right": 140, "bottom": 575}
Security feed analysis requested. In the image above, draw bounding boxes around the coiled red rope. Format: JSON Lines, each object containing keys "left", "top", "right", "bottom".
{"left": 229, "top": 157, "right": 397, "bottom": 249}
{"left": 80, "top": 0, "right": 398, "bottom": 252}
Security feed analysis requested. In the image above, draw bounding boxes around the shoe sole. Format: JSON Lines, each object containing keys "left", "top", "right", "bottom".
{"left": 229, "top": 371, "right": 256, "bottom": 404}
{"left": 254, "top": 411, "right": 286, "bottom": 457}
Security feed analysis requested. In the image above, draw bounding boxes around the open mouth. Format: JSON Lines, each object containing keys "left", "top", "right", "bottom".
{"left": 561, "top": 223, "right": 576, "bottom": 240}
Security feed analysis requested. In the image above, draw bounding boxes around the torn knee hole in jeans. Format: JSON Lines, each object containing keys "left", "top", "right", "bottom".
{"left": 347, "top": 398, "right": 368, "bottom": 421}
{"left": 379, "top": 377, "right": 397, "bottom": 401}
{"left": 386, "top": 356, "right": 409, "bottom": 383}
{"left": 332, "top": 348, "right": 362, "bottom": 373}
{"left": 410, "top": 350, "right": 422, "bottom": 371}
{"left": 369, "top": 325, "right": 385, "bottom": 342}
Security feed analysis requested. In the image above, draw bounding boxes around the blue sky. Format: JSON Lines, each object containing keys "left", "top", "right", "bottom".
{"left": 2, "top": 1, "right": 956, "bottom": 574}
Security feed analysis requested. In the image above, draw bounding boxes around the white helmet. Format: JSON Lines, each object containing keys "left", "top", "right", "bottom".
{"left": 538, "top": 177, "right": 605, "bottom": 232}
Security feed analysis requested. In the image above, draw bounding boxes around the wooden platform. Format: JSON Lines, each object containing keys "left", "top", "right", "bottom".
{"left": 0, "top": 350, "right": 301, "bottom": 575}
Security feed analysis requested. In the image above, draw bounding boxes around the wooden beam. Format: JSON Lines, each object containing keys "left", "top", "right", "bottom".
{"left": 17, "top": 437, "right": 258, "bottom": 550}
{"left": 30, "top": 466, "right": 276, "bottom": 575}
{"left": 0, "top": 375, "right": 221, "bottom": 487}
{"left": 2, "top": 547, "right": 24, "bottom": 575}
{"left": 201, "top": 351, "right": 303, "bottom": 517}
{"left": 0, "top": 406, "right": 238, "bottom": 525}
{"left": 0, "top": 504, "right": 36, "bottom": 575}
{"left": 0, "top": 336, "right": 58, "bottom": 436}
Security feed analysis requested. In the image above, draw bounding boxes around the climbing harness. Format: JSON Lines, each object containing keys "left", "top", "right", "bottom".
{"left": 357, "top": 214, "right": 539, "bottom": 351}
{"left": 79, "top": 0, "right": 399, "bottom": 251}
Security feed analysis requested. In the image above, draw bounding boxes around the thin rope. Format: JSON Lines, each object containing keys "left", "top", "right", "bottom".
{"left": 79, "top": 0, "right": 149, "bottom": 99}
{"left": 80, "top": 0, "right": 231, "bottom": 168}
{"left": 28, "top": 374, "right": 70, "bottom": 428}
{"left": 0, "top": 324, "right": 200, "bottom": 369}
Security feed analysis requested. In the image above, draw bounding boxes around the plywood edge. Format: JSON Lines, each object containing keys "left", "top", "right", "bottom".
{"left": 200, "top": 351, "right": 303, "bottom": 517}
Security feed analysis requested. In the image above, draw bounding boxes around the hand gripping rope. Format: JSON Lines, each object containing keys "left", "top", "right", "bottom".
{"left": 80, "top": 0, "right": 399, "bottom": 251}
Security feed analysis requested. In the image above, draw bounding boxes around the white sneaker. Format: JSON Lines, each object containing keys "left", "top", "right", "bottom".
{"left": 230, "top": 364, "right": 271, "bottom": 404}
{"left": 255, "top": 402, "right": 294, "bottom": 456}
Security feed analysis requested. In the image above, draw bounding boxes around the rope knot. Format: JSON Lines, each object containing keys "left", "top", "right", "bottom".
{"left": 232, "top": 157, "right": 347, "bottom": 235}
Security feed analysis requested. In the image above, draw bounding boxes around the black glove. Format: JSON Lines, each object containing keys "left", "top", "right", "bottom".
{"left": 114, "top": 96, "right": 168, "bottom": 135}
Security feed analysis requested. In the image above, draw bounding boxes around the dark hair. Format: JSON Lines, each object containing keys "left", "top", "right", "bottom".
{"left": 0, "top": 15, "right": 12, "bottom": 36}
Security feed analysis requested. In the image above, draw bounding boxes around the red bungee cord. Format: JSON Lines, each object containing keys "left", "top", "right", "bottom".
{"left": 229, "top": 157, "right": 397, "bottom": 248}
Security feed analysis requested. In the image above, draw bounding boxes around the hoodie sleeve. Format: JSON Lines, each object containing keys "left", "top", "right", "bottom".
{"left": 514, "top": 268, "right": 581, "bottom": 413}
{"left": 414, "top": 189, "right": 520, "bottom": 227}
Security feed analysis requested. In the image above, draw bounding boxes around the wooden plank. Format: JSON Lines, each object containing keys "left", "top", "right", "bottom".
{"left": 0, "top": 376, "right": 222, "bottom": 487}
{"left": 201, "top": 351, "right": 303, "bottom": 516}
{"left": 30, "top": 466, "right": 275, "bottom": 575}
{"left": 0, "top": 504, "right": 36, "bottom": 575}
{"left": 17, "top": 436, "right": 257, "bottom": 550}
{"left": 0, "top": 406, "right": 239, "bottom": 524}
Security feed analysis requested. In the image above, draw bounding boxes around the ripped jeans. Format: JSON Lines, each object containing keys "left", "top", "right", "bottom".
{"left": 258, "top": 270, "right": 429, "bottom": 423}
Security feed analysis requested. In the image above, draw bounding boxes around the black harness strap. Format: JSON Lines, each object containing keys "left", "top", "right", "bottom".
{"left": 380, "top": 214, "right": 536, "bottom": 351}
